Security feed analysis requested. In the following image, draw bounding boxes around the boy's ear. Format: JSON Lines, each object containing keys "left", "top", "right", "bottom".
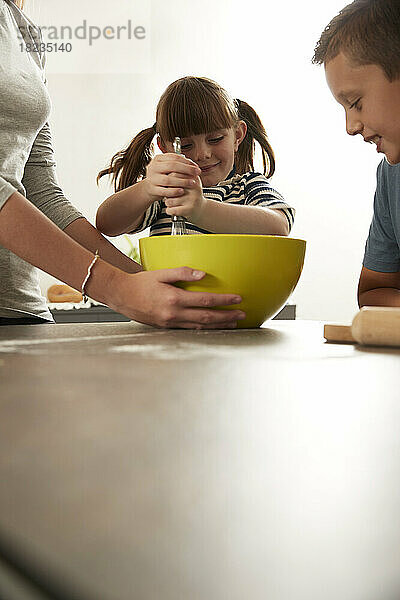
{"left": 235, "top": 120, "right": 247, "bottom": 150}
{"left": 157, "top": 136, "right": 167, "bottom": 153}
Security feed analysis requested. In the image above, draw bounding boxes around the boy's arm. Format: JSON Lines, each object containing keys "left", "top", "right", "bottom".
{"left": 358, "top": 266, "right": 400, "bottom": 307}
{"left": 96, "top": 180, "right": 155, "bottom": 236}
{"left": 359, "top": 160, "right": 400, "bottom": 307}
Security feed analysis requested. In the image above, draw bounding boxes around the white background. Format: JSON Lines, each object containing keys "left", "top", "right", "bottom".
{"left": 26, "top": 0, "right": 382, "bottom": 322}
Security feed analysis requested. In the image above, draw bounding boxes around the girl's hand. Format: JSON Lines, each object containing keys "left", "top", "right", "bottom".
{"left": 164, "top": 175, "right": 206, "bottom": 222}
{"left": 144, "top": 153, "right": 201, "bottom": 203}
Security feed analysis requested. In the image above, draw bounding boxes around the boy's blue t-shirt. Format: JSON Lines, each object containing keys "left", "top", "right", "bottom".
{"left": 363, "top": 159, "right": 400, "bottom": 272}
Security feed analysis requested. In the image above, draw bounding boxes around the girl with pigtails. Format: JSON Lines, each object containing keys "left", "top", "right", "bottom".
{"left": 96, "top": 77, "right": 295, "bottom": 237}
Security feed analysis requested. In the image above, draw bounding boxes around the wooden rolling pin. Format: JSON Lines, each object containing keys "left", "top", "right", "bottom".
{"left": 324, "top": 306, "right": 400, "bottom": 347}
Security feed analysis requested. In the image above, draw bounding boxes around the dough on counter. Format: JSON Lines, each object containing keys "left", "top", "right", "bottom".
{"left": 47, "top": 284, "right": 83, "bottom": 303}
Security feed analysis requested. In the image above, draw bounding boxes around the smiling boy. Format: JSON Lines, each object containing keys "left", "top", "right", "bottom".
{"left": 312, "top": 0, "right": 400, "bottom": 307}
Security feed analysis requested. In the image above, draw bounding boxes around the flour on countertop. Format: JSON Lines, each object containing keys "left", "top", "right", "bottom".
{"left": 110, "top": 343, "right": 241, "bottom": 360}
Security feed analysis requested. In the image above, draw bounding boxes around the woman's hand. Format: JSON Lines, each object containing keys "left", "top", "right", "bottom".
{"left": 144, "top": 153, "right": 201, "bottom": 203}
{"left": 108, "top": 267, "right": 246, "bottom": 329}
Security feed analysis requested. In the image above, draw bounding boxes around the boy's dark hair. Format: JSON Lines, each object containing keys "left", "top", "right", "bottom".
{"left": 312, "top": 0, "right": 400, "bottom": 81}
{"left": 97, "top": 76, "right": 276, "bottom": 192}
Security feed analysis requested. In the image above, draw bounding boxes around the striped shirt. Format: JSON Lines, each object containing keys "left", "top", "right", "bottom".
{"left": 131, "top": 171, "right": 295, "bottom": 236}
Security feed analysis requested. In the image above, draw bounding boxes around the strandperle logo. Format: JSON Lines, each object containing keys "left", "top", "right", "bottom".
{"left": 18, "top": 19, "right": 146, "bottom": 46}
{"left": 21, "top": 1, "right": 151, "bottom": 75}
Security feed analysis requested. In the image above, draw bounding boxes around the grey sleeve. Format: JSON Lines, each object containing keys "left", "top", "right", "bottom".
{"left": 363, "top": 162, "right": 400, "bottom": 272}
{"left": 22, "top": 122, "right": 83, "bottom": 230}
{"left": 0, "top": 176, "right": 17, "bottom": 210}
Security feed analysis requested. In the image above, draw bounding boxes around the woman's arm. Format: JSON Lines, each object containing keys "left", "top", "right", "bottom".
{"left": 0, "top": 191, "right": 120, "bottom": 302}
{"left": 21, "top": 122, "right": 142, "bottom": 272}
{"left": 0, "top": 191, "right": 245, "bottom": 328}
{"left": 64, "top": 217, "right": 142, "bottom": 273}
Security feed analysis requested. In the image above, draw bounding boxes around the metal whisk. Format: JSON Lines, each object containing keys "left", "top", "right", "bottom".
{"left": 170, "top": 137, "right": 187, "bottom": 236}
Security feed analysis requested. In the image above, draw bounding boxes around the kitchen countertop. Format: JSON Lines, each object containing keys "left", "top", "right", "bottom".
{"left": 48, "top": 302, "right": 296, "bottom": 323}
{"left": 0, "top": 320, "right": 400, "bottom": 600}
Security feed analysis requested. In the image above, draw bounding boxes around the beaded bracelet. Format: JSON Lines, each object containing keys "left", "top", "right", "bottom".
{"left": 81, "top": 250, "right": 99, "bottom": 303}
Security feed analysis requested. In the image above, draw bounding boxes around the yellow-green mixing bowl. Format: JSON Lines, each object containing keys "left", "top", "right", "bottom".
{"left": 139, "top": 235, "right": 306, "bottom": 328}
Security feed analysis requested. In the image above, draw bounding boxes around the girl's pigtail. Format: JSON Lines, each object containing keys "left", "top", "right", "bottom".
{"left": 235, "top": 100, "right": 275, "bottom": 178}
{"left": 97, "top": 124, "right": 156, "bottom": 192}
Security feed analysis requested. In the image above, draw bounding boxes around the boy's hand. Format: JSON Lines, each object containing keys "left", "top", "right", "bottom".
{"left": 164, "top": 175, "right": 206, "bottom": 222}
{"left": 144, "top": 154, "right": 201, "bottom": 203}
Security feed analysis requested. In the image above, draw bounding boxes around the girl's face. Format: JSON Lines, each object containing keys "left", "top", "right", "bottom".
{"left": 159, "top": 122, "right": 247, "bottom": 186}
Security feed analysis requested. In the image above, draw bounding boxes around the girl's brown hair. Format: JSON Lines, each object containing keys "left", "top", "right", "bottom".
{"left": 312, "top": 0, "right": 400, "bottom": 81}
{"left": 97, "top": 76, "right": 276, "bottom": 192}
{"left": 14, "top": 0, "right": 24, "bottom": 8}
